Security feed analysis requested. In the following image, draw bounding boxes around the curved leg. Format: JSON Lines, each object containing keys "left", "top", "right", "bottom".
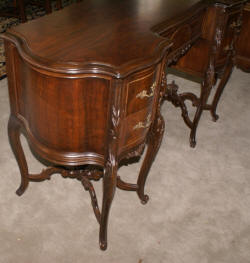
{"left": 137, "top": 114, "right": 165, "bottom": 204}
{"left": 8, "top": 116, "right": 29, "bottom": 196}
{"left": 210, "top": 61, "right": 234, "bottom": 122}
{"left": 189, "top": 77, "right": 212, "bottom": 148}
{"left": 189, "top": 104, "right": 203, "bottom": 148}
{"left": 99, "top": 161, "right": 117, "bottom": 250}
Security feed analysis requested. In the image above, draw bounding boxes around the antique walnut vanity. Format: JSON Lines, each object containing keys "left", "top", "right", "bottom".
{"left": 2, "top": 0, "right": 246, "bottom": 250}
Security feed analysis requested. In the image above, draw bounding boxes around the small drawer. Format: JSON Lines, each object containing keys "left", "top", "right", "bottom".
{"left": 155, "top": 9, "right": 204, "bottom": 51}
{"left": 120, "top": 108, "right": 153, "bottom": 149}
{"left": 126, "top": 71, "right": 157, "bottom": 116}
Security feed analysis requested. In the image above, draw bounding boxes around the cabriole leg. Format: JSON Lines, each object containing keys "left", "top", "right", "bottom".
{"left": 210, "top": 61, "right": 234, "bottom": 122}
{"left": 137, "top": 114, "right": 165, "bottom": 204}
{"left": 8, "top": 116, "right": 29, "bottom": 196}
{"left": 189, "top": 78, "right": 212, "bottom": 148}
{"left": 99, "top": 161, "right": 117, "bottom": 250}
{"left": 189, "top": 104, "right": 203, "bottom": 148}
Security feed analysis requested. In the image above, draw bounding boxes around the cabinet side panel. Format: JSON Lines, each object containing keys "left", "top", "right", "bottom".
{"left": 15, "top": 52, "right": 110, "bottom": 156}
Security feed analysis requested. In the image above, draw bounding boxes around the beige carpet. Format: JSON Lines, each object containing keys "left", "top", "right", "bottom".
{"left": 0, "top": 69, "right": 250, "bottom": 263}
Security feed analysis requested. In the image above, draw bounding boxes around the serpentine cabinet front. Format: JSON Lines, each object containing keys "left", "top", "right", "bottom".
{"left": 2, "top": 0, "right": 213, "bottom": 251}
{"left": 4, "top": 38, "right": 167, "bottom": 250}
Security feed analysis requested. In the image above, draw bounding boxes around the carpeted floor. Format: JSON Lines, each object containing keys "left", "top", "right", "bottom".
{"left": 0, "top": 69, "right": 250, "bottom": 262}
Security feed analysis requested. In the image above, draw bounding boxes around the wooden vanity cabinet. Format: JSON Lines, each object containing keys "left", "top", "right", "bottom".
{"left": 3, "top": 33, "right": 167, "bottom": 250}
{"left": 4, "top": 0, "right": 246, "bottom": 251}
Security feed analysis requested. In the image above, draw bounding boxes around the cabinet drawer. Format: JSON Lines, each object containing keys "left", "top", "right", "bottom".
{"left": 121, "top": 108, "right": 153, "bottom": 149}
{"left": 154, "top": 7, "right": 205, "bottom": 51}
{"left": 121, "top": 65, "right": 161, "bottom": 151}
{"left": 126, "top": 71, "right": 157, "bottom": 116}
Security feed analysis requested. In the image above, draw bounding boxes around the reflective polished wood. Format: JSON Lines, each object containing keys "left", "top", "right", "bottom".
{"left": 2, "top": 0, "right": 242, "bottom": 250}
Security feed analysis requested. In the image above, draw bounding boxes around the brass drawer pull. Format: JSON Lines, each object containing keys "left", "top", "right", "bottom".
{"left": 224, "top": 45, "right": 232, "bottom": 52}
{"left": 136, "top": 82, "right": 156, "bottom": 99}
{"left": 230, "top": 21, "right": 242, "bottom": 29}
{"left": 133, "top": 114, "right": 152, "bottom": 130}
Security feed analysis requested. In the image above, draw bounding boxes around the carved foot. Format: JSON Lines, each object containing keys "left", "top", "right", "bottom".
{"left": 99, "top": 240, "right": 107, "bottom": 251}
{"left": 211, "top": 112, "right": 219, "bottom": 122}
{"left": 16, "top": 182, "right": 29, "bottom": 196}
{"left": 189, "top": 136, "right": 196, "bottom": 148}
{"left": 140, "top": 194, "right": 149, "bottom": 205}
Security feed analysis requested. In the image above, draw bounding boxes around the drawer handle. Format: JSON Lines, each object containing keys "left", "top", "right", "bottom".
{"left": 133, "top": 114, "right": 152, "bottom": 130}
{"left": 136, "top": 82, "right": 156, "bottom": 99}
{"left": 224, "top": 45, "right": 233, "bottom": 52}
{"left": 230, "top": 21, "right": 242, "bottom": 29}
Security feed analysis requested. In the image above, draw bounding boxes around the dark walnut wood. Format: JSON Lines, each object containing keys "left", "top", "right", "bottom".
{"left": 2, "top": 0, "right": 241, "bottom": 250}
{"left": 165, "top": 0, "right": 246, "bottom": 147}
{"left": 236, "top": 1, "right": 250, "bottom": 72}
